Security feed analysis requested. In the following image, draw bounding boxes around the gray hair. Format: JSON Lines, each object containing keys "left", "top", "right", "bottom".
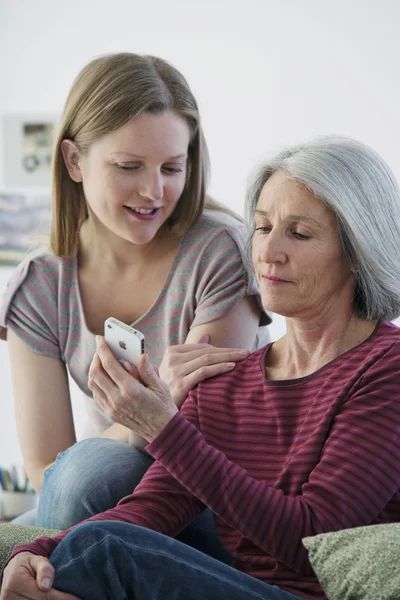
{"left": 245, "top": 135, "right": 400, "bottom": 321}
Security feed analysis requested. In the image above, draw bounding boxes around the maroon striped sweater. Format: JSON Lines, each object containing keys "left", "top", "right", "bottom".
{"left": 7, "top": 321, "right": 400, "bottom": 599}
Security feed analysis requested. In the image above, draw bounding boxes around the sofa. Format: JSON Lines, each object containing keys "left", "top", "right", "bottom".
{"left": 1, "top": 522, "right": 400, "bottom": 599}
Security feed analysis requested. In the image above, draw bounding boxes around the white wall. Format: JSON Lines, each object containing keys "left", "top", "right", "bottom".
{"left": 0, "top": 0, "right": 399, "bottom": 467}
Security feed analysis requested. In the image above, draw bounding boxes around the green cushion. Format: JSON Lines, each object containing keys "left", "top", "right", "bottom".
{"left": 0, "top": 524, "right": 60, "bottom": 571}
{"left": 303, "top": 523, "right": 400, "bottom": 600}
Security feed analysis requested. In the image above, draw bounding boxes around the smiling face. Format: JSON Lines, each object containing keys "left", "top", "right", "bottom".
{"left": 61, "top": 110, "right": 190, "bottom": 246}
{"left": 252, "top": 170, "right": 355, "bottom": 320}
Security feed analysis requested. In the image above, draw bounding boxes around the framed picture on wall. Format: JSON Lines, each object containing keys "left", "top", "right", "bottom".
{"left": 2, "top": 114, "right": 59, "bottom": 187}
{"left": 0, "top": 189, "right": 51, "bottom": 265}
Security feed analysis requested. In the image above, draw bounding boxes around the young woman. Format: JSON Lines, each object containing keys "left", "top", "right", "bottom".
{"left": 0, "top": 53, "right": 269, "bottom": 535}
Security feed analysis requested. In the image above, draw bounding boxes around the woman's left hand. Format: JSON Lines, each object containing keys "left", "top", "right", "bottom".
{"left": 89, "top": 336, "right": 178, "bottom": 443}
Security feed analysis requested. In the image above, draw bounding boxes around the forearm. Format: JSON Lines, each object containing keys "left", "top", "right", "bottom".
{"left": 97, "top": 423, "right": 130, "bottom": 443}
{"left": 147, "top": 408, "right": 400, "bottom": 576}
{"left": 4, "top": 459, "right": 203, "bottom": 569}
{"left": 127, "top": 430, "right": 148, "bottom": 450}
{"left": 96, "top": 422, "right": 147, "bottom": 449}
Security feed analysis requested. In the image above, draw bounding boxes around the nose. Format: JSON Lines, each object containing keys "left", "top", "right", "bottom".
{"left": 137, "top": 170, "right": 163, "bottom": 202}
{"left": 258, "top": 230, "right": 287, "bottom": 264}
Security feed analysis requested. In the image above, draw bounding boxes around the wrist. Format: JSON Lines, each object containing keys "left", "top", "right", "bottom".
{"left": 149, "top": 406, "right": 178, "bottom": 442}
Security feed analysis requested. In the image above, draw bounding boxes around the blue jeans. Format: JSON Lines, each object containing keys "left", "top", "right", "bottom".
{"left": 51, "top": 521, "right": 303, "bottom": 600}
{"left": 36, "top": 437, "right": 231, "bottom": 564}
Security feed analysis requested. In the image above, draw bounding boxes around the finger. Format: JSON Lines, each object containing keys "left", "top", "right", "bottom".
{"left": 88, "top": 352, "right": 103, "bottom": 380}
{"left": 137, "top": 354, "right": 163, "bottom": 391}
{"left": 196, "top": 334, "right": 210, "bottom": 343}
{"left": 90, "top": 361, "right": 120, "bottom": 393}
{"left": 89, "top": 380, "right": 109, "bottom": 412}
{"left": 183, "top": 361, "right": 237, "bottom": 390}
{"left": 173, "top": 348, "right": 250, "bottom": 378}
{"left": 172, "top": 343, "right": 250, "bottom": 358}
{"left": 121, "top": 360, "right": 140, "bottom": 378}
{"left": 30, "top": 554, "right": 55, "bottom": 591}
{"left": 192, "top": 347, "right": 250, "bottom": 360}
{"left": 96, "top": 336, "right": 134, "bottom": 386}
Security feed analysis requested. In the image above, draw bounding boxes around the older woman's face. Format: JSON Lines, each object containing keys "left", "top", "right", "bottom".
{"left": 252, "top": 170, "right": 354, "bottom": 319}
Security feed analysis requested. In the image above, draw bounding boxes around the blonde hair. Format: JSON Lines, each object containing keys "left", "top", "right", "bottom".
{"left": 51, "top": 52, "right": 234, "bottom": 256}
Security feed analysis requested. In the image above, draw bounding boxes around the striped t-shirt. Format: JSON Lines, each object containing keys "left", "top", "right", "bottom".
{"left": 0, "top": 210, "right": 270, "bottom": 435}
{"left": 10, "top": 320, "right": 400, "bottom": 600}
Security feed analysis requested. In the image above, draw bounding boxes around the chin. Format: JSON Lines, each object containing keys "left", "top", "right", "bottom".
{"left": 124, "top": 226, "right": 160, "bottom": 246}
{"left": 129, "top": 234, "right": 157, "bottom": 246}
{"left": 261, "top": 297, "right": 292, "bottom": 316}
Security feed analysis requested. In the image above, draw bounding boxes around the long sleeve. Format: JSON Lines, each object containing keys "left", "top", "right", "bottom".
{"left": 4, "top": 324, "right": 400, "bottom": 599}
{"left": 148, "top": 341, "right": 400, "bottom": 574}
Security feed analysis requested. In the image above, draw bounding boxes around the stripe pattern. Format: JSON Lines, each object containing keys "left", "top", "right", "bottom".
{"left": 13, "top": 321, "right": 400, "bottom": 600}
{"left": 0, "top": 210, "right": 269, "bottom": 434}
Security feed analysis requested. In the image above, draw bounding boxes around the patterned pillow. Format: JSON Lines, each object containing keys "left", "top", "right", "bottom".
{"left": 303, "top": 523, "right": 400, "bottom": 600}
{"left": 0, "top": 524, "right": 60, "bottom": 571}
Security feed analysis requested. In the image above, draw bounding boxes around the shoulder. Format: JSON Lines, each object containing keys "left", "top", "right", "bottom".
{"left": 365, "top": 320, "right": 400, "bottom": 365}
{"left": 327, "top": 321, "right": 400, "bottom": 393}
{"left": 180, "top": 210, "right": 248, "bottom": 266}
{"left": 0, "top": 247, "right": 75, "bottom": 329}
{"left": 185, "top": 210, "right": 246, "bottom": 247}
{"left": 364, "top": 320, "right": 400, "bottom": 356}
{"left": 8, "top": 246, "right": 74, "bottom": 283}
{"left": 199, "top": 346, "right": 268, "bottom": 392}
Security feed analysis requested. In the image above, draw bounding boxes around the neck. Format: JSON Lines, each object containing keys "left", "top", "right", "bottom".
{"left": 268, "top": 298, "right": 377, "bottom": 379}
{"left": 78, "top": 218, "right": 177, "bottom": 272}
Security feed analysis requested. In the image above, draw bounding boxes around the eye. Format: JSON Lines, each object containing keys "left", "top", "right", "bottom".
{"left": 292, "top": 232, "right": 311, "bottom": 240}
{"left": 116, "top": 164, "right": 139, "bottom": 171}
{"left": 255, "top": 226, "right": 271, "bottom": 234}
{"left": 162, "top": 166, "right": 183, "bottom": 174}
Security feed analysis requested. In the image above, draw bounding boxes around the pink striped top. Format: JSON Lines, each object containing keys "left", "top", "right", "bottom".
{"left": 0, "top": 210, "right": 270, "bottom": 435}
{"left": 8, "top": 320, "right": 400, "bottom": 599}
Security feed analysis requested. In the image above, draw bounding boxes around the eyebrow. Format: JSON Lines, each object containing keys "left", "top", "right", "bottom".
{"left": 110, "top": 153, "right": 187, "bottom": 160}
{"left": 254, "top": 209, "right": 323, "bottom": 228}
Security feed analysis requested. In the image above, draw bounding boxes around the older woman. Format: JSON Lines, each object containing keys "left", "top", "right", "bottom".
{"left": 2, "top": 135, "right": 400, "bottom": 600}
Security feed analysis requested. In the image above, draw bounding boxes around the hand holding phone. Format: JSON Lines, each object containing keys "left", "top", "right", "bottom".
{"left": 104, "top": 317, "right": 145, "bottom": 367}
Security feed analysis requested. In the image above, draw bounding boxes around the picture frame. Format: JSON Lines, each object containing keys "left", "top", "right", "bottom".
{"left": 0, "top": 189, "right": 51, "bottom": 265}
{"left": 2, "top": 114, "right": 59, "bottom": 187}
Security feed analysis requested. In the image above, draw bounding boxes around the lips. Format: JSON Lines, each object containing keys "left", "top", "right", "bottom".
{"left": 128, "top": 207, "right": 155, "bottom": 215}
{"left": 262, "top": 275, "right": 292, "bottom": 284}
{"left": 124, "top": 206, "right": 161, "bottom": 221}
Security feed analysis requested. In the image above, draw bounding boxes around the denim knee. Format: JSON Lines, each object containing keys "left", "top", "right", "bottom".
{"left": 37, "top": 437, "right": 154, "bottom": 529}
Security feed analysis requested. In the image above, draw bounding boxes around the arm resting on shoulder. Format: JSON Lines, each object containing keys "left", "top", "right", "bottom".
{"left": 186, "top": 295, "right": 260, "bottom": 349}
{"left": 128, "top": 295, "right": 261, "bottom": 449}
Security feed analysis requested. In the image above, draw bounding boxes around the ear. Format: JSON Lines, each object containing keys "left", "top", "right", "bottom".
{"left": 61, "top": 139, "right": 83, "bottom": 183}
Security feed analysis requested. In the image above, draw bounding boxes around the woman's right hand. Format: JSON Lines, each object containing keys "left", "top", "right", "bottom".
{"left": 0, "top": 552, "right": 80, "bottom": 599}
{"left": 159, "top": 336, "right": 250, "bottom": 408}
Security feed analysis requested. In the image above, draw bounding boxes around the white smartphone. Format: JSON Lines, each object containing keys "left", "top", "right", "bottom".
{"left": 104, "top": 317, "right": 145, "bottom": 367}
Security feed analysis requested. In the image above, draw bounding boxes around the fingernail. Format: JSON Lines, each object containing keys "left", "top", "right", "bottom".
{"left": 95, "top": 335, "right": 100, "bottom": 345}
{"left": 226, "top": 362, "right": 235, "bottom": 368}
{"left": 203, "top": 335, "right": 210, "bottom": 343}
{"left": 122, "top": 361, "right": 131, "bottom": 372}
{"left": 239, "top": 349, "right": 250, "bottom": 355}
{"left": 41, "top": 577, "right": 51, "bottom": 590}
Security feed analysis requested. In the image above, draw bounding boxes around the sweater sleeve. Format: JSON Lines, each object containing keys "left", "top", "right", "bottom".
{"left": 189, "top": 226, "right": 270, "bottom": 328}
{"left": 148, "top": 342, "right": 400, "bottom": 574}
{"left": 2, "top": 413, "right": 206, "bottom": 566}
{"left": 0, "top": 252, "right": 61, "bottom": 358}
